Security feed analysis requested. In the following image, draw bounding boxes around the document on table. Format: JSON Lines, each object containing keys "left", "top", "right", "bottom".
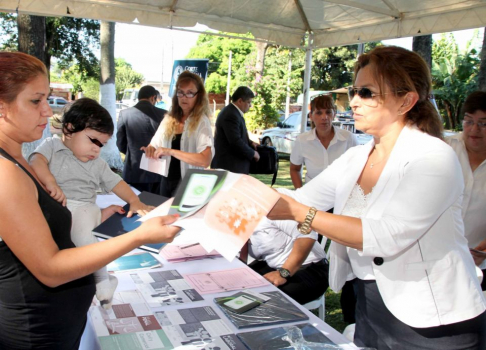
{"left": 183, "top": 268, "right": 270, "bottom": 294}
{"left": 160, "top": 243, "right": 221, "bottom": 262}
{"left": 130, "top": 270, "right": 204, "bottom": 307}
{"left": 90, "top": 302, "right": 248, "bottom": 350}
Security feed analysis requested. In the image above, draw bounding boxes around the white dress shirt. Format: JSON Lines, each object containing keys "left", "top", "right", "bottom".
{"left": 249, "top": 218, "right": 326, "bottom": 269}
{"left": 290, "top": 127, "right": 358, "bottom": 183}
{"left": 150, "top": 114, "right": 214, "bottom": 178}
{"left": 446, "top": 134, "right": 486, "bottom": 268}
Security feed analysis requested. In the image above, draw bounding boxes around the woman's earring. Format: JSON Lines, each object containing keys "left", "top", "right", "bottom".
{"left": 0, "top": 113, "right": 3, "bottom": 117}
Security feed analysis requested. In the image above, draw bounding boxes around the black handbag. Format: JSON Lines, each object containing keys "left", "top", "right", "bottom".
{"left": 249, "top": 145, "right": 279, "bottom": 186}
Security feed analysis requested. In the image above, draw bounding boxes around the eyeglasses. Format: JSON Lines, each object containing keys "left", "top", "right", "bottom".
{"left": 85, "top": 133, "right": 104, "bottom": 148}
{"left": 462, "top": 119, "right": 486, "bottom": 130}
{"left": 347, "top": 86, "right": 384, "bottom": 100}
{"left": 176, "top": 91, "right": 198, "bottom": 99}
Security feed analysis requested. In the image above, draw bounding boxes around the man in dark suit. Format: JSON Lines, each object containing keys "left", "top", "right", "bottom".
{"left": 116, "top": 85, "right": 166, "bottom": 193}
{"left": 211, "top": 86, "right": 260, "bottom": 174}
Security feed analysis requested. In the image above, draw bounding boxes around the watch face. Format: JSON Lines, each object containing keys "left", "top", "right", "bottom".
{"left": 278, "top": 268, "right": 291, "bottom": 278}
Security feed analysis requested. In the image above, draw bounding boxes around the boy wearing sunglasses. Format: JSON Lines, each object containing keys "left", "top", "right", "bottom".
{"left": 29, "top": 98, "right": 153, "bottom": 309}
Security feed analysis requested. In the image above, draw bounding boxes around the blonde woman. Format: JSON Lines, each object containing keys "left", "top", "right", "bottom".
{"left": 143, "top": 71, "right": 214, "bottom": 197}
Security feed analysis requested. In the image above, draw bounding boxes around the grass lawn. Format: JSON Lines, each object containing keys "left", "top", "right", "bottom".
{"left": 250, "top": 154, "right": 350, "bottom": 333}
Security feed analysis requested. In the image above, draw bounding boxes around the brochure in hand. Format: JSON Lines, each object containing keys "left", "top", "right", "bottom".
{"left": 140, "top": 169, "right": 281, "bottom": 261}
{"left": 237, "top": 323, "right": 339, "bottom": 350}
{"left": 92, "top": 191, "right": 169, "bottom": 253}
{"left": 214, "top": 290, "right": 308, "bottom": 329}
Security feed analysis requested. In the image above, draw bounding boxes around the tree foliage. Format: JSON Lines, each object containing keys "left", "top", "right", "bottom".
{"left": 186, "top": 32, "right": 375, "bottom": 130}
{"left": 432, "top": 32, "right": 482, "bottom": 130}
{"left": 115, "top": 58, "right": 144, "bottom": 99}
{"left": 50, "top": 58, "right": 144, "bottom": 101}
{"left": 0, "top": 12, "right": 100, "bottom": 79}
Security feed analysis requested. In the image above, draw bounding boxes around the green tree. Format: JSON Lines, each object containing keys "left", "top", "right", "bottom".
{"left": 115, "top": 58, "right": 144, "bottom": 99}
{"left": 0, "top": 12, "right": 100, "bottom": 80}
{"left": 186, "top": 32, "right": 255, "bottom": 93}
{"left": 432, "top": 32, "right": 481, "bottom": 129}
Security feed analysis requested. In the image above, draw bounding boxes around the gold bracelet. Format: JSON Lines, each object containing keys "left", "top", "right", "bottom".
{"left": 297, "top": 207, "right": 317, "bottom": 235}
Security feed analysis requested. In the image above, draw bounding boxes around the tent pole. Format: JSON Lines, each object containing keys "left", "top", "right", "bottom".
{"left": 301, "top": 33, "right": 313, "bottom": 133}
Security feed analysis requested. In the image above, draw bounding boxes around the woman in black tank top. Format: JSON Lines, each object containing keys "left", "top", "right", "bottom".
{"left": 0, "top": 52, "right": 180, "bottom": 349}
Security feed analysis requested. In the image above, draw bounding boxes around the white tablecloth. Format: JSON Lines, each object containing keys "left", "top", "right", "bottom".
{"left": 79, "top": 193, "right": 358, "bottom": 349}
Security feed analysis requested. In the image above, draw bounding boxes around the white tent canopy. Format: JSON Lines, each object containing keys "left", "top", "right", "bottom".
{"left": 2, "top": 0, "right": 485, "bottom": 132}
{"left": 1, "top": 0, "right": 485, "bottom": 49}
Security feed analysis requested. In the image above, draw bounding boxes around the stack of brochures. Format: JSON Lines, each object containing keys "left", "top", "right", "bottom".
{"left": 237, "top": 323, "right": 339, "bottom": 350}
{"left": 214, "top": 290, "right": 308, "bottom": 329}
{"left": 90, "top": 303, "right": 248, "bottom": 350}
{"left": 160, "top": 243, "right": 221, "bottom": 263}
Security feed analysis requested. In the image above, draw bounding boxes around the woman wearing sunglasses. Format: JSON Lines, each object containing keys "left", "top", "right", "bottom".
{"left": 143, "top": 71, "right": 214, "bottom": 197}
{"left": 268, "top": 46, "right": 486, "bottom": 349}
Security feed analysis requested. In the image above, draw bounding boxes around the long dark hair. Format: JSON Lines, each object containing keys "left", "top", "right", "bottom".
{"left": 354, "top": 46, "right": 443, "bottom": 139}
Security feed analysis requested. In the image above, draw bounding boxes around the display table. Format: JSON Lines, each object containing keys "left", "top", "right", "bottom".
{"left": 79, "top": 193, "right": 358, "bottom": 349}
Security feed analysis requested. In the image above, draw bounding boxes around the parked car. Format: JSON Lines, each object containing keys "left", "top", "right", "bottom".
{"left": 48, "top": 96, "right": 69, "bottom": 115}
{"left": 259, "top": 111, "right": 372, "bottom": 154}
{"left": 116, "top": 102, "right": 129, "bottom": 121}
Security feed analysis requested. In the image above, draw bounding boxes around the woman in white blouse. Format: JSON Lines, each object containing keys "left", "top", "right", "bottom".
{"left": 445, "top": 91, "right": 486, "bottom": 289}
{"left": 268, "top": 46, "right": 486, "bottom": 349}
{"left": 143, "top": 71, "right": 214, "bottom": 197}
{"left": 290, "top": 95, "right": 358, "bottom": 188}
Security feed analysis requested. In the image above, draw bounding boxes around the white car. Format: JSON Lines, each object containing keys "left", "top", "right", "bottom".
{"left": 259, "top": 112, "right": 372, "bottom": 154}
{"left": 48, "top": 96, "right": 69, "bottom": 115}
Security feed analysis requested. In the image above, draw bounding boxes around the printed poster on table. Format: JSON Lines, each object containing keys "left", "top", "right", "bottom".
{"left": 130, "top": 270, "right": 204, "bottom": 307}
{"left": 89, "top": 303, "right": 247, "bottom": 350}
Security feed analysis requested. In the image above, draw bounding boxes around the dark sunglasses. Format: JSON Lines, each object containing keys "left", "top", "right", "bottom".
{"left": 347, "top": 86, "right": 381, "bottom": 100}
{"left": 85, "top": 133, "right": 104, "bottom": 148}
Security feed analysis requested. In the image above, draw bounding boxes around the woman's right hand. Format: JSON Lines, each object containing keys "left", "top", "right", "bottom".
{"left": 134, "top": 214, "right": 181, "bottom": 245}
{"left": 141, "top": 145, "right": 156, "bottom": 158}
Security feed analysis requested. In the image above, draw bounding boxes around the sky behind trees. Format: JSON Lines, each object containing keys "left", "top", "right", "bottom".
{"left": 113, "top": 24, "right": 483, "bottom": 83}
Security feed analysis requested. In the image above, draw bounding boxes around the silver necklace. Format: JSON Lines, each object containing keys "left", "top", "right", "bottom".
{"left": 369, "top": 154, "right": 389, "bottom": 169}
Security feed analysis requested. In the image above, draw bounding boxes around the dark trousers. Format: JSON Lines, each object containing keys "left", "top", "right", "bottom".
{"left": 128, "top": 182, "right": 160, "bottom": 195}
{"left": 340, "top": 278, "right": 357, "bottom": 324}
{"left": 249, "top": 259, "right": 329, "bottom": 305}
{"left": 159, "top": 176, "right": 181, "bottom": 198}
{"left": 354, "top": 279, "right": 486, "bottom": 350}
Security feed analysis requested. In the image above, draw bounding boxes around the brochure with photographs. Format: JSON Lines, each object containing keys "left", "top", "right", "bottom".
{"left": 214, "top": 290, "right": 308, "bottom": 329}
{"left": 90, "top": 301, "right": 248, "bottom": 350}
{"left": 168, "top": 169, "right": 227, "bottom": 218}
{"left": 93, "top": 191, "right": 169, "bottom": 253}
{"left": 237, "top": 323, "right": 338, "bottom": 350}
{"left": 140, "top": 169, "right": 281, "bottom": 261}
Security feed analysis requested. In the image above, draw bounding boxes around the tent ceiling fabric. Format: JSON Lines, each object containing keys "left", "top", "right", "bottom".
{"left": 1, "top": 0, "right": 486, "bottom": 48}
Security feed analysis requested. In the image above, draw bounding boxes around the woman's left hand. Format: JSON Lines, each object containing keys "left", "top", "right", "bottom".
{"left": 154, "top": 147, "right": 172, "bottom": 158}
{"left": 263, "top": 271, "right": 287, "bottom": 286}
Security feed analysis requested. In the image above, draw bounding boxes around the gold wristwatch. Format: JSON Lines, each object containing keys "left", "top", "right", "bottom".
{"left": 297, "top": 207, "right": 317, "bottom": 235}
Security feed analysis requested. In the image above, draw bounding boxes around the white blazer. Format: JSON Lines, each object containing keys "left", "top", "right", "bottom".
{"left": 280, "top": 125, "right": 486, "bottom": 328}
